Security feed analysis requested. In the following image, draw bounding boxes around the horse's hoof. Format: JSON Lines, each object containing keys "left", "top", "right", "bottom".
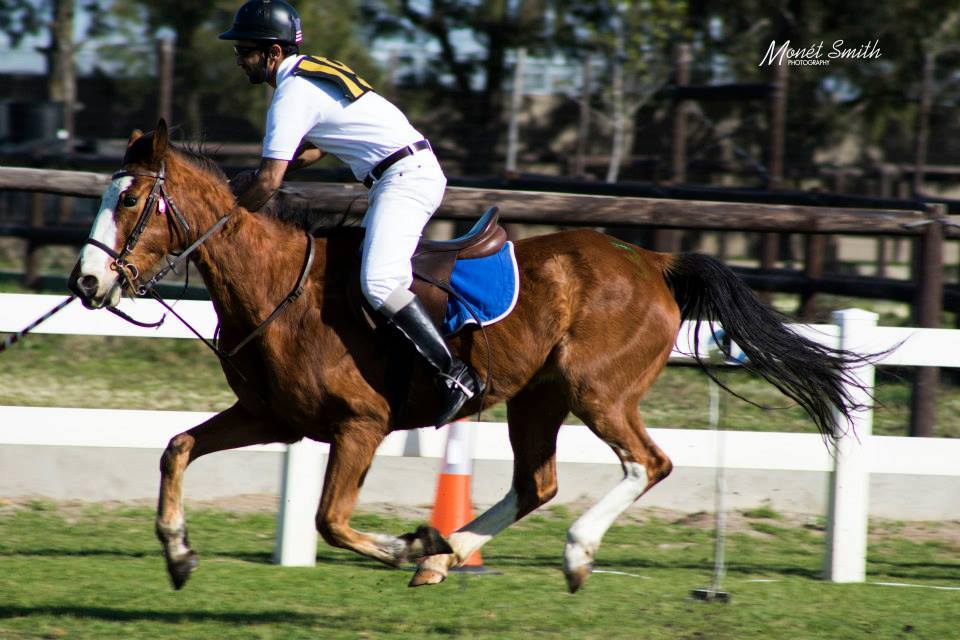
{"left": 409, "top": 567, "right": 447, "bottom": 587}
{"left": 166, "top": 551, "right": 199, "bottom": 590}
{"left": 564, "top": 563, "right": 592, "bottom": 594}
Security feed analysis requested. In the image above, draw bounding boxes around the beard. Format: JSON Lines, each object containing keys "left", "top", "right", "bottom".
{"left": 243, "top": 56, "right": 268, "bottom": 84}
{"left": 246, "top": 63, "right": 267, "bottom": 85}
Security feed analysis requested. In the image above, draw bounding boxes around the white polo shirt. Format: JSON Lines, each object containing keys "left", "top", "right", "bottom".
{"left": 262, "top": 55, "right": 424, "bottom": 181}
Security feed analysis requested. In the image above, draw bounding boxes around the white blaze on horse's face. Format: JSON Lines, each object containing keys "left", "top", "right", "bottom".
{"left": 78, "top": 175, "right": 133, "bottom": 308}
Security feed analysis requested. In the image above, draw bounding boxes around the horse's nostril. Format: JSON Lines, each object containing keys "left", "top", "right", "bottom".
{"left": 79, "top": 274, "right": 99, "bottom": 295}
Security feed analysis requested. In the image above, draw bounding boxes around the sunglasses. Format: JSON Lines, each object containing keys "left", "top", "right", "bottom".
{"left": 233, "top": 45, "right": 262, "bottom": 59}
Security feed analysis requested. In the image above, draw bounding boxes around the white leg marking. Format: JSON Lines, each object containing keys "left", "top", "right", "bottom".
{"left": 158, "top": 512, "right": 191, "bottom": 557}
{"left": 564, "top": 461, "right": 646, "bottom": 572}
{"left": 79, "top": 176, "right": 132, "bottom": 299}
{"left": 366, "top": 532, "right": 409, "bottom": 560}
{"left": 447, "top": 488, "right": 519, "bottom": 562}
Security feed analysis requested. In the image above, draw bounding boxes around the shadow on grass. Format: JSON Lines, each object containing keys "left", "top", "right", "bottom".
{"left": 868, "top": 559, "right": 960, "bottom": 582}
{"left": 0, "top": 548, "right": 411, "bottom": 574}
{"left": 0, "top": 605, "right": 330, "bottom": 626}
{"left": 484, "top": 553, "right": 826, "bottom": 580}
{"left": 0, "top": 549, "right": 157, "bottom": 559}
{"left": 20, "top": 545, "right": 952, "bottom": 583}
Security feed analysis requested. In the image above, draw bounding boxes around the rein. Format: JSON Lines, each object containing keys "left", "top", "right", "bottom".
{"left": 147, "top": 231, "right": 315, "bottom": 360}
{"left": 0, "top": 294, "right": 76, "bottom": 354}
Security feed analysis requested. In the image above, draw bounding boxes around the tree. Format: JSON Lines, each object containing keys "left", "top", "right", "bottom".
{"left": 0, "top": 0, "right": 104, "bottom": 146}
{"left": 0, "top": 0, "right": 48, "bottom": 48}
{"left": 558, "top": 0, "right": 688, "bottom": 182}
{"left": 686, "top": 0, "right": 960, "bottom": 182}
{"left": 364, "top": 0, "right": 554, "bottom": 174}
{"left": 98, "top": 0, "right": 379, "bottom": 140}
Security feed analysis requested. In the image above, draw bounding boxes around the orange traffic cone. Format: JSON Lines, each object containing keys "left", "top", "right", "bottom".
{"left": 429, "top": 419, "right": 483, "bottom": 569}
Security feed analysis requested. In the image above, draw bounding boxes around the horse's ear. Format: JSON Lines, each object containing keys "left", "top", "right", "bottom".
{"left": 153, "top": 119, "right": 169, "bottom": 158}
{"left": 127, "top": 129, "right": 144, "bottom": 147}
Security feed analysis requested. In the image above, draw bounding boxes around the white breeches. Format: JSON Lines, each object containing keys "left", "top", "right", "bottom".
{"left": 360, "top": 151, "right": 446, "bottom": 311}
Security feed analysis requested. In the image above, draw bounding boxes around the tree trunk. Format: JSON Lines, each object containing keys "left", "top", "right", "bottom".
{"left": 913, "top": 50, "right": 934, "bottom": 196}
{"left": 605, "top": 12, "right": 626, "bottom": 184}
{"left": 46, "top": 0, "right": 76, "bottom": 149}
{"left": 505, "top": 47, "right": 526, "bottom": 174}
{"left": 574, "top": 54, "right": 593, "bottom": 177}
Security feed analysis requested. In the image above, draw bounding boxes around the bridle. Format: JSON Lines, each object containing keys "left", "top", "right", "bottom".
{"left": 84, "top": 161, "right": 196, "bottom": 297}
{"left": 81, "top": 159, "right": 315, "bottom": 365}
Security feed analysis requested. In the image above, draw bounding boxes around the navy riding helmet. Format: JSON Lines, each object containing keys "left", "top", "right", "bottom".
{"left": 219, "top": 0, "right": 303, "bottom": 45}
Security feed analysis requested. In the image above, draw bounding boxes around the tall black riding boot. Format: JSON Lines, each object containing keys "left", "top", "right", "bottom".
{"left": 386, "top": 297, "right": 484, "bottom": 426}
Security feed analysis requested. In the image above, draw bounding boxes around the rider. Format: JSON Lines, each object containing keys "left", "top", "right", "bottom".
{"left": 219, "top": 0, "right": 482, "bottom": 425}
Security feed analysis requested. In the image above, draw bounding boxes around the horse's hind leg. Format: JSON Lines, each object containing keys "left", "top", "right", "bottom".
{"left": 411, "top": 382, "right": 568, "bottom": 586}
{"left": 157, "top": 402, "right": 294, "bottom": 589}
{"left": 563, "top": 400, "right": 672, "bottom": 593}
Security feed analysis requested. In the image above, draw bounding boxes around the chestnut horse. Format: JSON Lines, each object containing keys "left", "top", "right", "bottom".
{"left": 71, "top": 121, "right": 865, "bottom": 593}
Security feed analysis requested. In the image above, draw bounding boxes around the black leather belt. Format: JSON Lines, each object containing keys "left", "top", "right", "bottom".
{"left": 362, "top": 139, "right": 431, "bottom": 189}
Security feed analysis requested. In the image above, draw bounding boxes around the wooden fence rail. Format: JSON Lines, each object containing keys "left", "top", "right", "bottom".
{"left": 0, "top": 166, "right": 940, "bottom": 234}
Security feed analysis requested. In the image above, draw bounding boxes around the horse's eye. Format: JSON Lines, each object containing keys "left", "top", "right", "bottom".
{"left": 122, "top": 195, "right": 139, "bottom": 208}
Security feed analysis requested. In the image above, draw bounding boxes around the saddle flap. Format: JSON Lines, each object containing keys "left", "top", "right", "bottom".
{"left": 410, "top": 207, "right": 506, "bottom": 326}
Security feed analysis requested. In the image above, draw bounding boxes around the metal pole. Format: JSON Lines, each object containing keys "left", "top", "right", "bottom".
{"left": 709, "top": 378, "right": 727, "bottom": 596}
{"left": 692, "top": 374, "right": 729, "bottom": 602}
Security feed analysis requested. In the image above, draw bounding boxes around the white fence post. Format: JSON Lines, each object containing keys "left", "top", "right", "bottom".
{"left": 824, "top": 308, "right": 877, "bottom": 583}
{"left": 273, "top": 440, "right": 326, "bottom": 566}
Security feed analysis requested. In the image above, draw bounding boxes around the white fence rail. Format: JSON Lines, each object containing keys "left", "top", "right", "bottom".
{"left": 2, "top": 293, "right": 958, "bottom": 583}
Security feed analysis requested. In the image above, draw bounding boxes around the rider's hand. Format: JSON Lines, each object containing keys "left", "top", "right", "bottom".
{"left": 228, "top": 169, "right": 258, "bottom": 196}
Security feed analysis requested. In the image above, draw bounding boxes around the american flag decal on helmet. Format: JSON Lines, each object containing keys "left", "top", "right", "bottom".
{"left": 293, "top": 16, "right": 302, "bottom": 44}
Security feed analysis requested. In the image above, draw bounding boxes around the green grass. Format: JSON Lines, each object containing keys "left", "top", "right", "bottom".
{"left": 742, "top": 504, "right": 783, "bottom": 520}
{"left": 0, "top": 334, "right": 234, "bottom": 412}
{"left": 3, "top": 332, "right": 960, "bottom": 437}
{"left": 0, "top": 504, "right": 957, "bottom": 639}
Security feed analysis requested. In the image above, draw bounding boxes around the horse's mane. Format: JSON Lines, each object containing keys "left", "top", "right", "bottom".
{"left": 177, "top": 143, "right": 229, "bottom": 182}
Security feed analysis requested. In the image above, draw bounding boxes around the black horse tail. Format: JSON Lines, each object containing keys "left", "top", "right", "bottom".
{"left": 663, "top": 252, "right": 871, "bottom": 439}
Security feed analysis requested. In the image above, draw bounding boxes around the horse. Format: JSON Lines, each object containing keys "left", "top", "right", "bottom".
{"left": 69, "top": 120, "right": 867, "bottom": 593}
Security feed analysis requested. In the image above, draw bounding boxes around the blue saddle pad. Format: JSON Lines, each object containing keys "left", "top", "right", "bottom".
{"left": 442, "top": 241, "right": 519, "bottom": 335}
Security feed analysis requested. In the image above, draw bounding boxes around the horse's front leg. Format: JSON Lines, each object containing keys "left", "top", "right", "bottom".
{"left": 157, "top": 402, "right": 296, "bottom": 589}
{"left": 316, "top": 424, "right": 452, "bottom": 566}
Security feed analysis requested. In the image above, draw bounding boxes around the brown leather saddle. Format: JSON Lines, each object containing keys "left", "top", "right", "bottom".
{"left": 349, "top": 206, "right": 507, "bottom": 331}
{"left": 411, "top": 206, "right": 506, "bottom": 326}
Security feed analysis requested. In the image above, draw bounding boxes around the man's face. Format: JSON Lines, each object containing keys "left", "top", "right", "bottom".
{"left": 234, "top": 40, "right": 267, "bottom": 84}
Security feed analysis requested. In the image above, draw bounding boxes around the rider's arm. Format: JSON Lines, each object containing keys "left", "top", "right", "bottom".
{"left": 286, "top": 141, "right": 326, "bottom": 175}
{"left": 235, "top": 157, "right": 288, "bottom": 211}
